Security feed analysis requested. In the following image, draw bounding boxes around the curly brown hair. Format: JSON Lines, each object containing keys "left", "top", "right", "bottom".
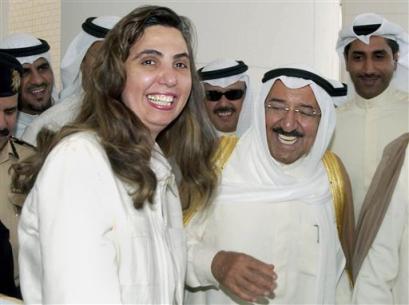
{"left": 11, "top": 5, "right": 217, "bottom": 209}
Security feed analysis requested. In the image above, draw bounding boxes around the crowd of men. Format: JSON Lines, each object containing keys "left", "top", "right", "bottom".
{"left": 0, "top": 10, "right": 407, "bottom": 305}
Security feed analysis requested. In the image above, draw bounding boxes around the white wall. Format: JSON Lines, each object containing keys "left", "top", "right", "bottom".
{"left": 61, "top": 0, "right": 342, "bottom": 94}
{"left": 0, "top": 0, "right": 9, "bottom": 39}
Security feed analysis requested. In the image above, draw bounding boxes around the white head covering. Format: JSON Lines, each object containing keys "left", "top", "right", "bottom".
{"left": 198, "top": 58, "right": 253, "bottom": 136}
{"left": 337, "top": 13, "right": 409, "bottom": 93}
{"left": 0, "top": 33, "right": 51, "bottom": 65}
{"left": 213, "top": 65, "right": 347, "bottom": 303}
{"left": 59, "top": 16, "right": 120, "bottom": 101}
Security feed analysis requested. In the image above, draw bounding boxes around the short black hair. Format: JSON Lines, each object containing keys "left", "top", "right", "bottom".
{"left": 344, "top": 37, "right": 400, "bottom": 58}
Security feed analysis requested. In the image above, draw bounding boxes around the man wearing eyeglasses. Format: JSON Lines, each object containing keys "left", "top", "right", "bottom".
{"left": 184, "top": 66, "right": 354, "bottom": 305}
{"left": 198, "top": 59, "right": 252, "bottom": 136}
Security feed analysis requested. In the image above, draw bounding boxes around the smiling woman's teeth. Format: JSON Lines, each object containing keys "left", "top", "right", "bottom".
{"left": 147, "top": 94, "right": 174, "bottom": 106}
{"left": 278, "top": 134, "right": 297, "bottom": 145}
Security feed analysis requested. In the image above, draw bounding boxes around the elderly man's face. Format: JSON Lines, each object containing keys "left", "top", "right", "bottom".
{"left": 20, "top": 57, "right": 54, "bottom": 114}
{"left": 345, "top": 36, "right": 397, "bottom": 99}
{"left": 264, "top": 80, "right": 320, "bottom": 164}
{"left": 0, "top": 95, "right": 18, "bottom": 150}
{"left": 204, "top": 81, "right": 246, "bottom": 133}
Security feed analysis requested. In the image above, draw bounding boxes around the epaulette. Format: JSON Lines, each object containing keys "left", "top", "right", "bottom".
{"left": 9, "top": 137, "right": 36, "bottom": 160}
{"left": 10, "top": 137, "right": 36, "bottom": 149}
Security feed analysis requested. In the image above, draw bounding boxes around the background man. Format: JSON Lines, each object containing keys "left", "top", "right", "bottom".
{"left": 21, "top": 16, "right": 120, "bottom": 146}
{"left": 0, "top": 33, "right": 57, "bottom": 138}
{"left": 332, "top": 13, "right": 408, "bottom": 218}
{"left": 332, "top": 13, "right": 408, "bottom": 304}
{"left": 0, "top": 52, "right": 33, "bottom": 299}
{"left": 198, "top": 59, "right": 252, "bottom": 136}
{"left": 184, "top": 66, "right": 353, "bottom": 304}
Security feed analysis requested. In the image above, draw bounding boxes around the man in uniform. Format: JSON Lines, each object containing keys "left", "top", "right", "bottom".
{"left": 0, "top": 52, "right": 34, "bottom": 299}
{"left": 0, "top": 33, "right": 57, "bottom": 138}
{"left": 198, "top": 59, "right": 252, "bottom": 136}
{"left": 184, "top": 66, "right": 354, "bottom": 304}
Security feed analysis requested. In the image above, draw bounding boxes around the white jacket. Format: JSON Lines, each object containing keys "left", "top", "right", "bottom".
{"left": 18, "top": 131, "right": 186, "bottom": 304}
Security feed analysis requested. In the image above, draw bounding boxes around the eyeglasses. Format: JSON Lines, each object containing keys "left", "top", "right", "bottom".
{"left": 265, "top": 100, "right": 321, "bottom": 118}
{"left": 205, "top": 89, "right": 245, "bottom": 101}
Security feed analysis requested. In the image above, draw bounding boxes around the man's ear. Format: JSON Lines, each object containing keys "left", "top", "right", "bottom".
{"left": 344, "top": 53, "right": 350, "bottom": 72}
{"left": 393, "top": 52, "right": 399, "bottom": 71}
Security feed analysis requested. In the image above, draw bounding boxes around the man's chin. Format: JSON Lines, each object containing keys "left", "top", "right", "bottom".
{"left": 30, "top": 99, "right": 53, "bottom": 112}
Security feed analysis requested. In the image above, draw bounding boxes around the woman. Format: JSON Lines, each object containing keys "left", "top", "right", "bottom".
{"left": 11, "top": 6, "right": 217, "bottom": 304}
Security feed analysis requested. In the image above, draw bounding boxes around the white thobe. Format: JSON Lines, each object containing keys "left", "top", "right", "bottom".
{"left": 185, "top": 199, "right": 345, "bottom": 304}
{"left": 21, "top": 93, "right": 81, "bottom": 146}
{"left": 331, "top": 87, "right": 409, "bottom": 304}
{"left": 14, "top": 112, "right": 37, "bottom": 139}
{"left": 331, "top": 87, "right": 409, "bottom": 218}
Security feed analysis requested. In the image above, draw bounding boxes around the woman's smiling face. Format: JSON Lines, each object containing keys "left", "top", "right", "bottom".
{"left": 121, "top": 25, "right": 192, "bottom": 139}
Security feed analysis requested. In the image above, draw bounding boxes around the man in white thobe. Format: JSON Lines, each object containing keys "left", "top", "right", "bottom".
{"left": 21, "top": 16, "right": 120, "bottom": 146}
{"left": 331, "top": 13, "right": 408, "bottom": 304}
{"left": 185, "top": 66, "right": 351, "bottom": 304}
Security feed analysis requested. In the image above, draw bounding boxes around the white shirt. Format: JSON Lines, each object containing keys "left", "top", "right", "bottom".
{"left": 15, "top": 112, "right": 37, "bottom": 139}
{"left": 18, "top": 131, "right": 186, "bottom": 304}
{"left": 331, "top": 87, "right": 409, "bottom": 218}
{"left": 21, "top": 93, "right": 82, "bottom": 146}
{"left": 331, "top": 87, "right": 409, "bottom": 304}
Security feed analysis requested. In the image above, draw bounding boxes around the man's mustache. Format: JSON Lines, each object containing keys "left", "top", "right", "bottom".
{"left": 26, "top": 84, "right": 48, "bottom": 91}
{"left": 272, "top": 127, "right": 304, "bottom": 138}
{"left": 358, "top": 73, "right": 380, "bottom": 80}
{"left": 214, "top": 106, "right": 236, "bottom": 114}
{"left": 0, "top": 128, "right": 10, "bottom": 137}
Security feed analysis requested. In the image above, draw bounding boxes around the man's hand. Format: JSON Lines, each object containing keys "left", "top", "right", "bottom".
{"left": 211, "top": 251, "right": 277, "bottom": 302}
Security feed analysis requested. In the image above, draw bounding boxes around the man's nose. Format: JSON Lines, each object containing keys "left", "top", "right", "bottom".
{"left": 363, "top": 58, "right": 376, "bottom": 74}
{"left": 281, "top": 109, "right": 298, "bottom": 131}
{"left": 29, "top": 69, "right": 45, "bottom": 85}
{"left": 217, "top": 95, "right": 232, "bottom": 105}
{"left": 0, "top": 112, "right": 6, "bottom": 129}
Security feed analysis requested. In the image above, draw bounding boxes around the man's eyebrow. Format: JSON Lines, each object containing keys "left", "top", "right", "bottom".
{"left": 352, "top": 49, "right": 388, "bottom": 55}
{"left": 37, "top": 62, "right": 50, "bottom": 68}
{"left": 373, "top": 49, "right": 388, "bottom": 54}
{"left": 265, "top": 97, "right": 286, "bottom": 103}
